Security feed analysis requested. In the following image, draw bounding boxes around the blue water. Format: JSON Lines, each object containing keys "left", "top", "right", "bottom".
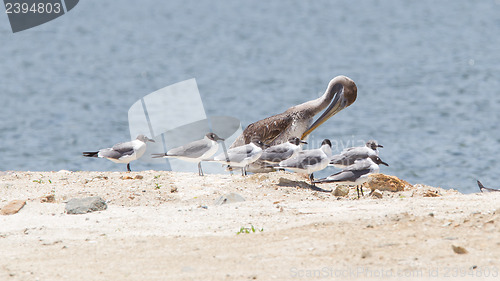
{"left": 1, "top": 0, "right": 500, "bottom": 193}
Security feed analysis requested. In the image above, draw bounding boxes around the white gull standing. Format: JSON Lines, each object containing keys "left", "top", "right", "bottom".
{"left": 211, "top": 140, "right": 266, "bottom": 176}
{"left": 315, "top": 155, "right": 388, "bottom": 198}
{"left": 151, "top": 133, "right": 224, "bottom": 176}
{"left": 83, "top": 134, "right": 155, "bottom": 172}
{"left": 278, "top": 139, "right": 332, "bottom": 185}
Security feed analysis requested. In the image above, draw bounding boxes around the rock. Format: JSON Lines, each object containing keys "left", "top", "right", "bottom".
{"left": 65, "top": 196, "right": 107, "bottom": 215}
{"left": 365, "top": 173, "right": 410, "bottom": 192}
{"left": 215, "top": 193, "right": 246, "bottom": 205}
{"left": 134, "top": 175, "right": 143, "bottom": 180}
{"left": 1, "top": 200, "right": 26, "bottom": 215}
{"left": 452, "top": 245, "right": 468, "bottom": 254}
{"left": 361, "top": 250, "right": 372, "bottom": 259}
{"left": 371, "top": 189, "right": 383, "bottom": 198}
{"left": 333, "top": 186, "right": 349, "bottom": 197}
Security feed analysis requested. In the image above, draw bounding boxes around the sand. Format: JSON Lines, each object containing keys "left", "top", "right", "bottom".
{"left": 1, "top": 170, "right": 499, "bottom": 281}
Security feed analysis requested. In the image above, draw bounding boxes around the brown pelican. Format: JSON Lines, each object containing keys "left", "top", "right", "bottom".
{"left": 231, "top": 75, "right": 357, "bottom": 148}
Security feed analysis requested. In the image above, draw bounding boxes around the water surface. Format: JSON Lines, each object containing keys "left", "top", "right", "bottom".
{"left": 1, "top": 0, "right": 500, "bottom": 193}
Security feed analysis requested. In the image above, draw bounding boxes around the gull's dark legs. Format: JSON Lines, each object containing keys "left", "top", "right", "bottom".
{"left": 356, "top": 185, "right": 364, "bottom": 199}
{"left": 127, "top": 163, "right": 131, "bottom": 172}
{"left": 198, "top": 162, "right": 204, "bottom": 176}
{"left": 309, "top": 173, "right": 315, "bottom": 187}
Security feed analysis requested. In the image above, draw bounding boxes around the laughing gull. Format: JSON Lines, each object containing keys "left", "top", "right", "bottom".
{"left": 315, "top": 155, "right": 389, "bottom": 198}
{"left": 212, "top": 140, "right": 266, "bottom": 176}
{"left": 477, "top": 180, "right": 500, "bottom": 193}
{"left": 329, "top": 140, "right": 383, "bottom": 168}
{"left": 151, "top": 133, "right": 224, "bottom": 176}
{"left": 278, "top": 139, "right": 332, "bottom": 184}
{"left": 83, "top": 135, "right": 155, "bottom": 172}
{"left": 259, "top": 137, "right": 307, "bottom": 164}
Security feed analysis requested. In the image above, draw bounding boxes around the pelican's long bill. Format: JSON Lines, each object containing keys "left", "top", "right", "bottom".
{"left": 301, "top": 83, "right": 350, "bottom": 139}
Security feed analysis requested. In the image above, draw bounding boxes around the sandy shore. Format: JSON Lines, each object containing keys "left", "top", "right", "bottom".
{"left": 1, "top": 170, "right": 499, "bottom": 281}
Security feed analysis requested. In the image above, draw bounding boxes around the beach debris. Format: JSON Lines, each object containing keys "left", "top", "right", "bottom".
{"left": 170, "top": 186, "right": 178, "bottom": 193}
{"left": 1, "top": 200, "right": 26, "bottom": 215}
{"left": 371, "top": 189, "right": 383, "bottom": 198}
{"left": 121, "top": 175, "right": 143, "bottom": 180}
{"left": 333, "top": 186, "right": 349, "bottom": 197}
{"left": 452, "top": 245, "right": 468, "bottom": 254}
{"left": 423, "top": 190, "right": 441, "bottom": 197}
{"left": 40, "top": 194, "right": 55, "bottom": 203}
{"left": 215, "top": 193, "right": 246, "bottom": 205}
{"left": 364, "top": 173, "right": 410, "bottom": 192}
{"left": 65, "top": 196, "right": 107, "bottom": 214}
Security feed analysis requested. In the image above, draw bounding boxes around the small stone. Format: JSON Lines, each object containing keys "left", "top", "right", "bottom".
{"left": 333, "top": 186, "right": 349, "bottom": 197}
{"left": 1, "top": 200, "right": 26, "bottom": 215}
{"left": 452, "top": 245, "right": 468, "bottom": 254}
{"left": 170, "top": 186, "right": 178, "bottom": 193}
{"left": 215, "top": 193, "right": 246, "bottom": 205}
{"left": 361, "top": 250, "right": 372, "bottom": 259}
{"left": 121, "top": 176, "right": 133, "bottom": 180}
{"left": 134, "top": 175, "right": 143, "bottom": 180}
{"left": 40, "top": 194, "right": 55, "bottom": 203}
{"left": 371, "top": 189, "right": 383, "bottom": 198}
{"left": 65, "top": 196, "right": 107, "bottom": 215}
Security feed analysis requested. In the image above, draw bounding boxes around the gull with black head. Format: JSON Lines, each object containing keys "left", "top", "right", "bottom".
{"left": 330, "top": 140, "right": 383, "bottom": 168}
{"left": 278, "top": 139, "right": 332, "bottom": 185}
{"left": 212, "top": 140, "right": 266, "bottom": 176}
{"left": 315, "top": 155, "right": 389, "bottom": 198}
{"left": 83, "top": 135, "right": 155, "bottom": 172}
{"left": 259, "top": 137, "right": 307, "bottom": 164}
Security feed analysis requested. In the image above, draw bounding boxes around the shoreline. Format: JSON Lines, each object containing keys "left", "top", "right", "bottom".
{"left": 1, "top": 171, "right": 499, "bottom": 280}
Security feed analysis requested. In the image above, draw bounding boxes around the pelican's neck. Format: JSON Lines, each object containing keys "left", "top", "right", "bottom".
{"left": 300, "top": 89, "right": 334, "bottom": 116}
